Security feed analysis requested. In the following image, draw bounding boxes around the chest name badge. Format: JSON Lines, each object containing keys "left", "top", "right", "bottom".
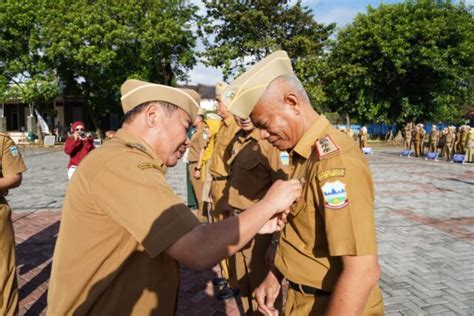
{"left": 317, "top": 168, "right": 345, "bottom": 181}
{"left": 321, "top": 180, "right": 349, "bottom": 209}
{"left": 10, "top": 146, "right": 19, "bottom": 156}
{"left": 279, "top": 151, "right": 289, "bottom": 166}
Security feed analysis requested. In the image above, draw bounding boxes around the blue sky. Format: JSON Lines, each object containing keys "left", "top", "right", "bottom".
{"left": 181, "top": 0, "right": 472, "bottom": 85}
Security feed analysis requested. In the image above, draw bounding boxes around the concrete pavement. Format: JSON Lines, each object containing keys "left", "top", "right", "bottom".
{"left": 9, "top": 146, "right": 474, "bottom": 315}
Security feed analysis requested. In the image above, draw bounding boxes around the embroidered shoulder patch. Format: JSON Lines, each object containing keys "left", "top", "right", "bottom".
{"left": 137, "top": 162, "right": 161, "bottom": 171}
{"left": 10, "top": 146, "right": 18, "bottom": 156}
{"left": 317, "top": 168, "right": 345, "bottom": 181}
{"left": 321, "top": 180, "right": 349, "bottom": 209}
{"left": 315, "top": 135, "right": 340, "bottom": 160}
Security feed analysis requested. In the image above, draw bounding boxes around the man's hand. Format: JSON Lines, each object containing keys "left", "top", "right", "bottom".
{"left": 262, "top": 179, "right": 302, "bottom": 215}
{"left": 254, "top": 268, "right": 282, "bottom": 316}
{"left": 258, "top": 209, "right": 289, "bottom": 234}
{"left": 73, "top": 131, "right": 80, "bottom": 140}
{"left": 193, "top": 169, "right": 201, "bottom": 180}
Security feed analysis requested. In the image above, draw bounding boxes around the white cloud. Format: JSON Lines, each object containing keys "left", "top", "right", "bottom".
{"left": 314, "top": 7, "right": 361, "bottom": 26}
{"left": 178, "top": 62, "right": 223, "bottom": 86}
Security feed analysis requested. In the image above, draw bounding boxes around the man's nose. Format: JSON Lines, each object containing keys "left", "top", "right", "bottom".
{"left": 260, "top": 129, "right": 270, "bottom": 139}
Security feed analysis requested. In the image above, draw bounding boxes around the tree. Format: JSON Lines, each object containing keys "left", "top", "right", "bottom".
{"left": 1, "top": 0, "right": 199, "bottom": 130}
{"left": 323, "top": 0, "right": 474, "bottom": 124}
{"left": 200, "top": 0, "right": 334, "bottom": 105}
{"left": 41, "top": 0, "right": 198, "bottom": 129}
{"left": 0, "top": 0, "right": 59, "bottom": 110}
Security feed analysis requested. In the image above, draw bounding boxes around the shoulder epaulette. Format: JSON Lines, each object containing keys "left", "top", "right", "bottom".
{"left": 125, "top": 142, "right": 148, "bottom": 153}
{"left": 315, "top": 135, "right": 340, "bottom": 160}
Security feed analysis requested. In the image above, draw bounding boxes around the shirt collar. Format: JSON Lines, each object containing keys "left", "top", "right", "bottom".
{"left": 223, "top": 115, "right": 235, "bottom": 127}
{"left": 114, "top": 129, "right": 167, "bottom": 172}
{"left": 292, "top": 115, "right": 331, "bottom": 159}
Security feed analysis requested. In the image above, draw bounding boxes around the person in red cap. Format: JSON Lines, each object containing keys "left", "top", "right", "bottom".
{"left": 64, "top": 121, "right": 95, "bottom": 179}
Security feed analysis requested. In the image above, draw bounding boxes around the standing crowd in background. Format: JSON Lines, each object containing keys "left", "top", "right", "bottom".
{"left": 402, "top": 122, "right": 473, "bottom": 162}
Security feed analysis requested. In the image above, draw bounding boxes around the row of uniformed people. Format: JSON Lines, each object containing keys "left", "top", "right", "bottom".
{"left": 45, "top": 50, "right": 383, "bottom": 316}
{"left": 403, "top": 123, "right": 473, "bottom": 160}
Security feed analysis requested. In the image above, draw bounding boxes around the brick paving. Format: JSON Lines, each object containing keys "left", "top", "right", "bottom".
{"left": 8, "top": 146, "right": 474, "bottom": 315}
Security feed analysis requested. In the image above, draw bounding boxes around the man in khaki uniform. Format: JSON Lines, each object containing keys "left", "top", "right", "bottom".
{"left": 223, "top": 51, "right": 383, "bottom": 316}
{"left": 208, "top": 81, "right": 241, "bottom": 296}
{"left": 187, "top": 107, "right": 208, "bottom": 213}
{"left": 414, "top": 124, "right": 423, "bottom": 157}
{"left": 443, "top": 126, "right": 455, "bottom": 161}
{"left": 403, "top": 122, "right": 412, "bottom": 150}
{"left": 225, "top": 114, "right": 289, "bottom": 314}
{"left": 428, "top": 125, "right": 439, "bottom": 153}
{"left": 209, "top": 82, "right": 241, "bottom": 221}
{"left": 0, "top": 133, "right": 27, "bottom": 316}
{"left": 466, "top": 127, "right": 474, "bottom": 163}
{"left": 47, "top": 79, "right": 302, "bottom": 315}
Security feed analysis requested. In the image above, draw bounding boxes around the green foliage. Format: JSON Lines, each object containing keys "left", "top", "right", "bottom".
{"left": 200, "top": 0, "right": 334, "bottom": 105}
{"left": 1, "top": 0, "right": 199, "bottom": 127}
{"left": 324, "top": 0, "right": 474, "bottom": 124}
{"left": 0, "top": 0, "right": 59, "bottom": 105}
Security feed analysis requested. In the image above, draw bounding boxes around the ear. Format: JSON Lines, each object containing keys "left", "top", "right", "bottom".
{"left": 284, "top": 93, "right": 301, "bottom": 115}
{"left": 144, "top": 103, "right": 159, "bottom": 127}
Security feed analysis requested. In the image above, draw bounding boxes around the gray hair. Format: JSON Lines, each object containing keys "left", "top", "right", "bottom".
{"left": 261, "top": 74, "right": 310, "bottom": 104}
{"left": 122, "top": 101, "right": 178, "bottom": 125}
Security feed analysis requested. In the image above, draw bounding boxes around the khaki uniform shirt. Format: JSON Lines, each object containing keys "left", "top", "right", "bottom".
{"left": 429, "top": 131, "right": 438, "bottom": 142}
{"left": 275, "top": 115, "right": 378, "bottom": 292}
{"left": 1, "top": 134, "right": 27, "bottom": 203}
{"left": 47, "top": 129, "right": 200, "bottom": 316}
{"left": 188, "top": 124, "right": 208, "bottom": 163}
{"left": 227, "top": 128, "right": 288, "bottom": 211}
{"left": 209, "top": 116, "right": 240, "bottom": 177}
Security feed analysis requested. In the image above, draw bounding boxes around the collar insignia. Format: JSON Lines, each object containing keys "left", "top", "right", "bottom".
{"left": 315, "top": 135, "right": 340, "bottom": 160}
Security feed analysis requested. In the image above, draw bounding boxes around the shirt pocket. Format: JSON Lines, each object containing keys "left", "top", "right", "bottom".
{"left": 290, "top": 199, "right": 306, "bottom": 218}
{"left": 239, "top": 158, "right": 260, "bottom": 170}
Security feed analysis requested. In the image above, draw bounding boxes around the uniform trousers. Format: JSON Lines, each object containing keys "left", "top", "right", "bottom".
{"left": 228, "top": 233, "right": 281, "bottom": 315}
{"left": 210, "top": 179, "right": 230, "bottom": 279}
{"left": 284, "top": 285, "right": 384, "bottom": 316}
{"left": 188, "top": 162, "right": 204, "bottom": 215}
{"left": 0, "top": 204, "right": 18, "bottom": 316}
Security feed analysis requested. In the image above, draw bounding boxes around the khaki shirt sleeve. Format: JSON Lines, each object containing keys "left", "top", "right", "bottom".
{"left": 1, "top": 136, "right": 27, "bottom": 176}
{"left": 315, "top": 154, "right": 377, "bottom": 256}
{"left": 90, "top": 157, "right": 200, "bottom": 258}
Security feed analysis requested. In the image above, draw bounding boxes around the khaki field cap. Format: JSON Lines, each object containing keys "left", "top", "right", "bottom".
{"left": 197, "top": 107, "right": 206, "bottom": 116}
{"left": 224, "top": 50, "right": 294, "bottom": 119}
{"left": 215, "top": 81, "right": 228, "bottom": 96}
{"left": 120, "top": 79, "right": 200, "bottom": 119}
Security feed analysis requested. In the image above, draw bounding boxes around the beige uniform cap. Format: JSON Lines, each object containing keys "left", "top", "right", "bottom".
{"left": 215, "top": 81, "right": 229, "bottom": 96}
{"left": 120, "top": 79, "right": 200, "bottom": 119}
{"left": 223, "top": 51, "right": 294, "bottom": 119}
{"left": 197, "top": 107, "right": 207, "bottom": 116}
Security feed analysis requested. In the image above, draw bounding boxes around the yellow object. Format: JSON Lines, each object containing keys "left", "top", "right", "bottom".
{"left": 201, "top": 119, "right": 221, "bottom": 180}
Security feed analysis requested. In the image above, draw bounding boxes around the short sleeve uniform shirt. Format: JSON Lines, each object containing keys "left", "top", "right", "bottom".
{"left": 275, "top": 115, "right": 379, "bottom": 292}
{"left": 47, "top": 129, "right": 200, "bottom": 315}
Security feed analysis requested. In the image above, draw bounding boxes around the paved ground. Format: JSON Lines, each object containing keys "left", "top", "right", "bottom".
{"left": 9, "top": 146, "right": 474, "bottom": 315}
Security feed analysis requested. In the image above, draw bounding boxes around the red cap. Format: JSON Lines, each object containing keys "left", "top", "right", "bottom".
{"left": 71, "top": 121, "right": 85, "bottom": 132}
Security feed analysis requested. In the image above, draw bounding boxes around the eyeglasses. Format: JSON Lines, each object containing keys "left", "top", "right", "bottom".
{"left": 75, "top": 128, "right": 85, "bottom": 131}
